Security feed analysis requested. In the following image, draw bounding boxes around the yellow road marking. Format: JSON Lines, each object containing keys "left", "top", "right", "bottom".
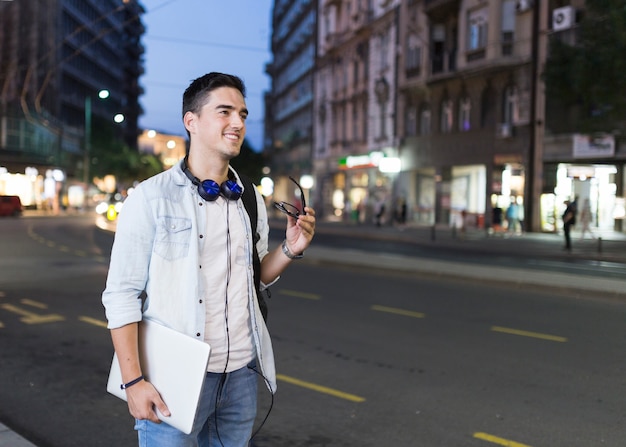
{"left": 0, "top": 303, "right": 65, "bottom": 324}
{"left": 79, "top": 316, "right": 108, "bottom": 328}
{"left": 20, "top": 299, "right": 48, "bottom": 309}
{"left": 474, "top": 432, "right": 533, "bottom": 447}
{"left": 74, "top": 250, "right": 87, "bottom": 257}
{"left": 276, "top": 374, "right": 365, "bottom": 402}
{"left": 279, "top": 289, "right": 321, "bottom": 300}
{"left": 371, "top": 305, "right": 425, "bottom": 319}
{"left": 0, "top": 321, "right": 4, "bottom": 328}
{"left": 491, "top": 326, "right": 567, "bottom": 343}
{"left": 59, "top": 245, "right": 70, "bottom": 252}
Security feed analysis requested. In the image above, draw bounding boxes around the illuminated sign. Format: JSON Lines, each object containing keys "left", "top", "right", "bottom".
{"left": 573, "top": 134, "right": 615, "bottom": 159}
{"left": 338, "top": 152, "right": 386, "bottom": 170}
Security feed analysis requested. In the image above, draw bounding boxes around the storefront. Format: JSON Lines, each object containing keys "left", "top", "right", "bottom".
{"left": 540, "top": 163, "right": 622, "bottom": 232}
{"left": 317, "top": 151, "right": 400, "bottom": 223}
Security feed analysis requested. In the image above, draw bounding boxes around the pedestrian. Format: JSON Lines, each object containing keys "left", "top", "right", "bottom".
{"left": 562, "top": 198, "right": 577, "bottom": 251}
{"left": 506, "top": 200, "right": 518, "bottom": 234}
{"left": 374, "top": 197, "right": 385, "bottom": 227}
{"left": 579, "top": 198, "right": 595, "bottom": 240}
{"left": 102, "top": 72, "right": 316, "bottom": 446}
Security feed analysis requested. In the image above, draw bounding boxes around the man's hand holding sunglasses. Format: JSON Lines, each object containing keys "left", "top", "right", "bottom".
{"left": 274, "top": 177, "right": 316, "bottom": 259}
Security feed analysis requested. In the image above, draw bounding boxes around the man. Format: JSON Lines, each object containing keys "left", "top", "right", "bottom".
{"left": 562, "top": 198, "right": 577, "bottom": 251}
{"left": 102, "top": 72, "right": 316, "bottom": 446}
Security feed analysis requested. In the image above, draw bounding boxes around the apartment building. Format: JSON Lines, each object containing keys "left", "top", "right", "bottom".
{"left": 313, "top": 0, "right": 401, "bottom": 222}
{"left": 269, "top": 0, "right": 625, "bottom": 232}
{"left": 265, "top": 0, "right": 318, "bottom": 207}
{"left": 540, "top": 0, "right": 625, "bottom": 233}
{"left": 393, "top": 0, "right": 536, "bottom": 230}
{"left": 0, "top": 0, "right": 144, "bottom": 207}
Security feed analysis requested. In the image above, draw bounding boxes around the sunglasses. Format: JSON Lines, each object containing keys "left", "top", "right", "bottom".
{"left": 273, "top": 176, "right": 307, "bottom": 219}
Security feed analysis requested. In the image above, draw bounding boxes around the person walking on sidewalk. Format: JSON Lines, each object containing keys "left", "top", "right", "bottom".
{"left": 579, "top": 198, "right": 595, "bottom": 240}
{"left": 102, "top": 72, "right": 316, "bottom": 446}
{"left": 562, "top": 198, "right": 577, "bottom": 251}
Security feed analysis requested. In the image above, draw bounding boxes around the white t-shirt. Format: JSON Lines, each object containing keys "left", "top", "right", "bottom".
{"left": 200, "top": 196, "right": 255, "bottom": 372}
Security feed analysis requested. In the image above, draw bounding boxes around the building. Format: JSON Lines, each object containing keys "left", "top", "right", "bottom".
{"left": 393, "top": 0, "right": 536, "bottom": 230}
{"left": 314, "top": 0, "right": 401, "bottom": 222}
{"left": 539, "top": 0, "right": 625, "bottom": 233}
{"left": 0, "top": 0, "right": 145, "bottom": 208}
{"left": 266, "top": 0, "right": 625, "bottom": 233}
{"left": 138, "top": 129, "right": 186, "bottom": 170}
{"left": 265, "top": 0, "right": 318, "bottom": 208}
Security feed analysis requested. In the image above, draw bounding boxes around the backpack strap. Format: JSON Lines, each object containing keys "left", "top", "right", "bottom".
{"left": 239, "top": 174, "right": 269, "bottom": 322}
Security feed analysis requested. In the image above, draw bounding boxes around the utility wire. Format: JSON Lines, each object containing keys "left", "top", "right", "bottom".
{"left": 145, "top": 35, "right": 268, "bottom": 53}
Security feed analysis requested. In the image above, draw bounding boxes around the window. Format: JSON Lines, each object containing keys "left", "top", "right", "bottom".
{"left": 503, "top": 85, "right": 519, "bottom": 124}
{"left": 352, "top": 101, "right": 359, "bottom": 141}
{"left": 459, "top": 97, "right": 471, "bottom": 131}
{"left": 405, "top": 100, "right": 418, "bottom": 137}
{"left": 501, "top": 0, "right": 515, "bottom": 55}
{"left": 419, "top": 105, "right": 431, "bottom": 135}
{"left": 379, "top": 31, "right": 390, "bottom": 71}
{"left": 468, "top": 7, "right": 488, "bottom": 51}
{"left": 440, "top": 99, "right": 453, "bottom": 133}
{"left": 405, "top": 34, "right": 422, "bottom": 77}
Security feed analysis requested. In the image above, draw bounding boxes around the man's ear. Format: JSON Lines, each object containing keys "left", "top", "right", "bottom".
{"left": 183, "top": 111, "right": 196, "bottom": 134}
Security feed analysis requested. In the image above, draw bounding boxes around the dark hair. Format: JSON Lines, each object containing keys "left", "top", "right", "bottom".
{"left": 182, "top": 72, "right": 246, "bottom": 119}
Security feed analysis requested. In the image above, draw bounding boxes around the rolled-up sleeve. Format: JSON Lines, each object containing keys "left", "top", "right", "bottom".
{"left": 102, "top": 187, "right": 155, "bottom": 329}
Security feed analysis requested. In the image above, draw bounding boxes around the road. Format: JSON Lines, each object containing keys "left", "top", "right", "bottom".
{"left": 1, "top": 214, "right": 625, "bottom": 446}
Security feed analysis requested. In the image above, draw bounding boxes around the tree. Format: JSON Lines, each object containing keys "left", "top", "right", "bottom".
{"left": 230, "top": 138, "right": 267, "bottom": 184}
{"left": 90, "top": 117, "right": 163, "bottom": 185}
{"left": 543, "top": 0, "right": 626, "bottom": 132}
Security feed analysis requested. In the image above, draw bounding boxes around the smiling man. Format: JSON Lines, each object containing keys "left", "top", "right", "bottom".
{"left": 102, "top": 72, "right": 316, "bottom": 446}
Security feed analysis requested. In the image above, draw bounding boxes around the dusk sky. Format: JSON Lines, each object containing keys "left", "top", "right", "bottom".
{"left": 138, "top": 0, "right": 273, "bottom": 151}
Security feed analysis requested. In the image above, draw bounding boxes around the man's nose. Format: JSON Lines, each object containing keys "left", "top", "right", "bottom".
{"left": 231, "top": 114, "right": 245, "bottom": 128}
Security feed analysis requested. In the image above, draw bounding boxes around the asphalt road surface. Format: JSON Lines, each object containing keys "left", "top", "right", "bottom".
{"left": 1, "top": 214, "right": 625, "bottom": 447}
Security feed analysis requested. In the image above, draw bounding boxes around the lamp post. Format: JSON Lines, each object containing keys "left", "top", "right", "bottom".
{"left": 83, "top": 89, "right": 110, "bottom": 186}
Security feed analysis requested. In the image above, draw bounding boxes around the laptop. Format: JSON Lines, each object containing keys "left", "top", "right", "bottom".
{"left": 107, "top": 318, "right": 211, "bottom": 434}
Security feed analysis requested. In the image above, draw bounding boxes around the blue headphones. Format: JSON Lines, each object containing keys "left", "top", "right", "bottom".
{"left": 182, "top": 158, "right": 243, "bottom": 202}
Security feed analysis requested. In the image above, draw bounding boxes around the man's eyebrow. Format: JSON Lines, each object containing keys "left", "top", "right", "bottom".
{"left": 215, "top": 104, "right": 248, "bottom": 115}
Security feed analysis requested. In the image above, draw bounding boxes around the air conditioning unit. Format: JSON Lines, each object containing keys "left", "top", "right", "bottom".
{"left": 553, "top": 6, "right": 575, "bottom": 31}
{"left": 497, "top": 123, "right": 512, "bottom": 139}
{"left": 516, "top": 0, "right": 532, "bottom": 12}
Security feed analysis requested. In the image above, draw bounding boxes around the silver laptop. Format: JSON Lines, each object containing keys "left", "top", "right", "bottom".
{"left": 107, "top": 318, "right": 211, "bottom": 434}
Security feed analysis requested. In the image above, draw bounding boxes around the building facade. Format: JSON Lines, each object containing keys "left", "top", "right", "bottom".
{"left": 0, "top": 0, "right": 145, "bottom": 208}
{"left": 266, "top": 0, "right": 625, "bottom": 232}
{"left": 265, "top": 0, "right": 318, "bottom": 208}
{"left": 395, "top": 0, "right": 536, "bottom": 230}
{"left": 314, "top": 0, "right": 401, "bottom": 222}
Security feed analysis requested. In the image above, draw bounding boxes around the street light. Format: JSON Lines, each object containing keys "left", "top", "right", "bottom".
{"left": 83, "top": 89, "right": 110, "bottom": 186}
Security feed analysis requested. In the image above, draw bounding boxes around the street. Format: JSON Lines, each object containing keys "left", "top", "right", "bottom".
{"left": 1, "top": 215, "right": 625, "bottom": 446}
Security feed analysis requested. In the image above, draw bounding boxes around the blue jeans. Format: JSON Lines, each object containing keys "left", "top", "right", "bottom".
{"left": 135, "top": 363, "right": 259, "bottom": 447}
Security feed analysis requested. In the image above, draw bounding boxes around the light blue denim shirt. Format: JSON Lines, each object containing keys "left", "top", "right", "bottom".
{"left": 102, "top": 160, "right": 277, "bottom": 392}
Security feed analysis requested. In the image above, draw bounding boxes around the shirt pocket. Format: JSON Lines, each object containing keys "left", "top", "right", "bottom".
{"left": 154, "top": 216, "right": 192, "bottom": 260}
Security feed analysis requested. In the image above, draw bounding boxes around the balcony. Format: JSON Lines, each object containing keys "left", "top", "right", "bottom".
{"left": 424, "top": 0, "right": 460, "bottom": 21}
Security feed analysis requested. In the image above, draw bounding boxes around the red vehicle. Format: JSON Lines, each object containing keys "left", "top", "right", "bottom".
{"left": 0, "top": 195, "right": 23, "bottom": 217}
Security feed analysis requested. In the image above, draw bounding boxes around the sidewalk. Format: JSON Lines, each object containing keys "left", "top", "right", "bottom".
{"left": 0, "top": 423, "right": 36, "bottom": 447}
{"left": 295, "top": 219, "right": 626, "bottom": 296}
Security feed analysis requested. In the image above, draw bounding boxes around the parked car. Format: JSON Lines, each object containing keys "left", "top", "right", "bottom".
{"left": 0, "top": 195, "right": 23, "bottom": 217}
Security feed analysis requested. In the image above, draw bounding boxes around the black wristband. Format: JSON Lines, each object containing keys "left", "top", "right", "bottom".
{"left": 120, "top": 375, "right": 144, "bottom": 390}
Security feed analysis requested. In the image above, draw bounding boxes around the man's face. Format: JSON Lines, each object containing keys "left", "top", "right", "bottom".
{"left": 186, "top": 86, "right": 248, "bottom": 158}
